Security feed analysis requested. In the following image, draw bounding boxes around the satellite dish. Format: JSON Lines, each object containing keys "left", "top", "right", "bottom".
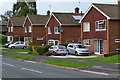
{"left": 58, "top": 27, "right": 64, "bottom": 32}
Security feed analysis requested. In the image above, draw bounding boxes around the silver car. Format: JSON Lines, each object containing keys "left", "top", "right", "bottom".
{"left": 67, "top": 43, "right": 90, "bottom": 56}
{"left": 8, "top": 41, "right": 27, "bottom": 49}
{"left": 49, "top": 45, "right": 68, "bottom": 56}
{"left": 4, "top": 42, "right": 15, "bottom": 48}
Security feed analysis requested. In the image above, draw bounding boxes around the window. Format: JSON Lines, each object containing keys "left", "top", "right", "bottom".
{"left": 25, "top": 27, "right": 27, "bottom": 33}
{"left": 96, "top": 20, "right": 106, "bottom": 31}
{"left": 68, "top": 45, "right": 73, "bottom": 48}
{"left": 28, "top": 26, "right": 32, "bottom": 32}
{"left": 8, "top": 27, "right": 11, "bottom": 32}
{"left": 54, "top": 26, "right": 60, "bottom": 34}
{"left": 66, "top": 40, "right": 74, "bottom": 43}
{"left": 7, "top": 36, "right": 13, "bottom": 42}
{"left": 84, "top": 39, "right": 90, "bottom": 46}
{"left": 11, "top": 27, "right": 13, "bottom": 32}
{"left": 48, "top": 27, "right": 51, "bottom": 34}
{"left": 83, "top": 22, "right": 90, "bottom": 32}
{"left": 115, "top": 39, "right": 120, "bottom": 43}
{"left": 37, "top": 37, "right": 43, "bottom": 40}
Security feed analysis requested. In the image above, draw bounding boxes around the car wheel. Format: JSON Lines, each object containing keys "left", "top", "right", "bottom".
{"left": 53, "top": 51, "right": 56, "bottom": 56}
{"left": 11, "top": 46, "right": 15, "bottom": 49}
{"left": 23, "top": 46, "right": 26, "bottom": 49}
{"left": 67, "top": 50, "right": 70, "bottom": 55}
{"left": 75, "top": 51, "right": 78, "bottom": 56}
{"left": 63, "top": 54, "right": 66, "bottom": 56}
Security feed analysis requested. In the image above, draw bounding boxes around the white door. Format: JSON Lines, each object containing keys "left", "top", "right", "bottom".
{"left": 94, "top": 40, "right": 103, "bottom": 54}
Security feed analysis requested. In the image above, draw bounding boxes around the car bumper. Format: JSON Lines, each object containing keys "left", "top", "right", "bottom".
{"left": 78, "top": 52, "right": 90, "bottom": 55}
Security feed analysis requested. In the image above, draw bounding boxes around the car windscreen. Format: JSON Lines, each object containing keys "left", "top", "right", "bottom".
{"left": 76, "top": 45, "right": 85, "bottom": 48}
{"left": 59, "top": 46, "right": 66, "bottom": 49}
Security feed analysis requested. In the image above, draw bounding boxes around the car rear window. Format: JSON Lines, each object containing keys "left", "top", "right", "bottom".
{"left": 59, "top": 46, "right": 66, "bottom": 49}
{"left": 76, "top": 45, "right": 85, "bottom": 48}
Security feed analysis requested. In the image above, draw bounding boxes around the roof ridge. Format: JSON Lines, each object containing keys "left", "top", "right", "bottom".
{"left": 92, "top": 3, "right": 118, "bottom": 6}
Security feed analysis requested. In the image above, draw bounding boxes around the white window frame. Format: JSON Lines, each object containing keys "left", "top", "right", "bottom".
{"left": 8, "top": 27, "right": 11, "bottom": 32}
{"left": 37, "top": 37, "right": 43, "bottom": 40}
{"left": 7, "top": 36, "right": 13, "bottom": 42}
{"left": 48, "top": 39, "right": 59, "bottom": 45}
{"left": 28, "top": 26, "right": 32, "bottom": 32}
{"left": 25, "top": 27, "right": 27, "bottom": 33}
{"left": 66, "top": 40, "right": 74, "bottom": 43}
{"left": 84, "top": 39, "right": 90, "bottom": 46}
{"left": 95, "top": 20, "right": 106, "bottom": 31}
{"left": 83, "top": 22, "right": 90, "bottom": 32}
{"left": 48, "top": 27, "right": 52, "bottom": 34}
{"left": 11, "top": 27, "right": 13, "bottom": 32}
{"left": 54, "top": 26, "right": 60, "bottom": 34}
{"left": 115, "top": 39, "right": 120, "bottom": 43}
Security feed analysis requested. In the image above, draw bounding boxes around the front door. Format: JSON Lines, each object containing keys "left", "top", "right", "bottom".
{"left": 94, "top": 40, "right": 103, "bottom": 54}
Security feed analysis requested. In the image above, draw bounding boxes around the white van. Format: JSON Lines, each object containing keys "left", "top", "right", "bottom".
{"left": 67, "top": 43, "right": 90, "bottom": 56}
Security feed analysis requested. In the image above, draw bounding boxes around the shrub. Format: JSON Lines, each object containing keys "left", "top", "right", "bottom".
{"left": 32, "top": 45, "right": 51, "bottom": 55}
{"left": 0, "top": 34, "right": 7, "bottom": 44}
{"left": 44, "top": 51, "right": 52, "bottom": 56}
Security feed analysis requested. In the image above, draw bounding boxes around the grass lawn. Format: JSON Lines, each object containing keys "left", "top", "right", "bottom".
{"left": 0, "top": 52, "right": 5, "bottom": 54}
{"left": 69, "top": 54, "right": 120, "bottom": 63}
{"left": 2, "top": 49, "right": 30, "bottom": 52}
{"left": 5, "top": 54, "right": 37, "bottom": 60}
{"left": 42, "top": 60, "right": 93, "bottom": 68}
{"left": 0, "top": 44, "right": 4, "bottom": 47}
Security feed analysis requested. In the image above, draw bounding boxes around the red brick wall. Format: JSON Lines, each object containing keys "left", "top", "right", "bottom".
{"left": 32, "top": 25, "right": 46, "bottom": 46}
{"left": 81, "top": 7, "right": 108, "bottom": 54}
{"left": 46, "top": 15, "right": 60, "bottom": 43}
{"left": 109, "top": 20, "right": 120, "bottom": 54}
{"left": 81, "top": 7, "right": 107, "bottom": 40}
{"left": 7, "top": 21, "right": 13, "bottom": 36}
{"left": 61, "top": 26, "right": 81, "bottom": 44}
{"left": 24, "top": 17, "right": 32, "bottom": 37}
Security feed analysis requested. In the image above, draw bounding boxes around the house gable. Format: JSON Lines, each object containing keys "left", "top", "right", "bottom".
{"left": 23, "top": 16, "right": 33, "bottom": 27}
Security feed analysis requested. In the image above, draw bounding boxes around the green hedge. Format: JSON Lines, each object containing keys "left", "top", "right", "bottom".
{"left": 32, "top": 45, "right": 51, "bottom": 55}
{"left": 0, "top": 34, "right": 7, "bottom": 44}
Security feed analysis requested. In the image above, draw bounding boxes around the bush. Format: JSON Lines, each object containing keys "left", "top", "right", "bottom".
{"left": 44, "top": 51, "right": 52, "bottom": 56}
{"left": 32, "top": 45, "right": 51, "bottom": 55}
{"left": 0, "top": 34, "right": 7, "bottom": 44}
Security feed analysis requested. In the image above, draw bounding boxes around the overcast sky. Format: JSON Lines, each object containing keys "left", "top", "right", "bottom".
{"left": 0, "top": 0, "right": 117, "bottom": 15}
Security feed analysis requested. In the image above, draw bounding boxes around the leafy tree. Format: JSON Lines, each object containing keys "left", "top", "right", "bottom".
{"left": 13, "top": 0, "right": 37, "bottom": 17}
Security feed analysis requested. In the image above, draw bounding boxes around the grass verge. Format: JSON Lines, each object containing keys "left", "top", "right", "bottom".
{"left": 2, "top": 49, "right": 30, "bottom": 52}
{"left": 0, "top": 44, "right": 4, "bottom": 47}
{"left": 42, "top": 60, "right": 93, "bottom": 68}
{"left": 5, "top": 54, "right": 37, "bottom": 60}
{"left": 69, "top": 54, "right": 120, "bottom": 63}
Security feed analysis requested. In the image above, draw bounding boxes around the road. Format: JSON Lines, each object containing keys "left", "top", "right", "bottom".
{"left": 2, "top": 57, "right": 116, "bottom": 78}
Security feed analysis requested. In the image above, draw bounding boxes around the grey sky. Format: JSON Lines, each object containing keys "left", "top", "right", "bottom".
{"left": 0, "top": 0, "right": 117, "bottom": 15}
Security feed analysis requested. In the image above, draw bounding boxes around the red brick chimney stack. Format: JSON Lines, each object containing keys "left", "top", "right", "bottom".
{"left": 47, "top": 10, "right": 50, "bottom": 15}
{"left": 75, "top": 7, "right": 79, "bottom": 13}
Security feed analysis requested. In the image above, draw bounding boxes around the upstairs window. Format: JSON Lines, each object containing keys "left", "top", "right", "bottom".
{"left": 11, "top": 27, "right": 13, "bottom": 32}
{"left": 96, "top": 20, "right": 106, "bottom": 31}
{"left": 28, "top": 26, "right": 32, "bottom": 32}
{"left": 83, "top": 22, "right": 90, "bottom": 32}
{"left": 25, "top": 27, "right": 27, "bottom": 33}
{"left": 8, "top": 27, "right": 11, "bottom": 32}
{"left": 48, "top": 27, "right": 51, "bottom": 34}
{"left": 54, "top": 26, "right": 60, "bottom": 34}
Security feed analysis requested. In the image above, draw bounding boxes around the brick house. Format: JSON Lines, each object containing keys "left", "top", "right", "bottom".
{"left": 80, "top": 3, "right": 120, "bottom": 55}
{"left": 7, "top": 17, "right": 25, "bottom": 42}
{"left": 23, "top": 14, "right": 50, "bottom": 46}
{"left": 0, "top": 21, "right": 8, "bottom": 35}
{"left": 45, "top": 7, "right": 84, "bottom": 45}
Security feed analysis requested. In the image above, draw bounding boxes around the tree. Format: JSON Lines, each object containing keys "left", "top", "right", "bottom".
{"left": 13, "top": 0, "right": 37, "bottom": 17}
{"left": 0, "top": 10, "right": 13, "bottom": 21}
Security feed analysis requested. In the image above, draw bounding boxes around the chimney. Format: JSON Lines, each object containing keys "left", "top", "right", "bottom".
{"left": 75, "top": 7, "right": 79, "bottom": 13}
{"left": 47, "top": 10, "right": 50, "bottom": 15}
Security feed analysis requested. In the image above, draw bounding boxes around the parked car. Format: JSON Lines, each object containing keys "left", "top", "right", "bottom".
{"left": 67, "top": 43, "right": 90, "bottom": 56}
{"left": 8, "top": 41, "right": 27, "bottom": 49}
{"left": 4, "top": 42, "right": 15, "bottom": 48}
{"left": 49, "top": 45, "right": 68, "bottom": 56}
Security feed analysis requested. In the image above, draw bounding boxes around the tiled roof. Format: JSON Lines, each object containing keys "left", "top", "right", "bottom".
{"left": 28, "top": 14, "right": 50, "bottom": 25}
{"left": 0, "top": 21, "right": 8, "bottom": 26}
{"left": 93, "top": 3, "right": 119, "bottom": 20}
{"left": 9, "top": 17, "right": 25, "bottom": 26}
{"left": 52, "top": 12, "right": 84, "bottom": 25}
